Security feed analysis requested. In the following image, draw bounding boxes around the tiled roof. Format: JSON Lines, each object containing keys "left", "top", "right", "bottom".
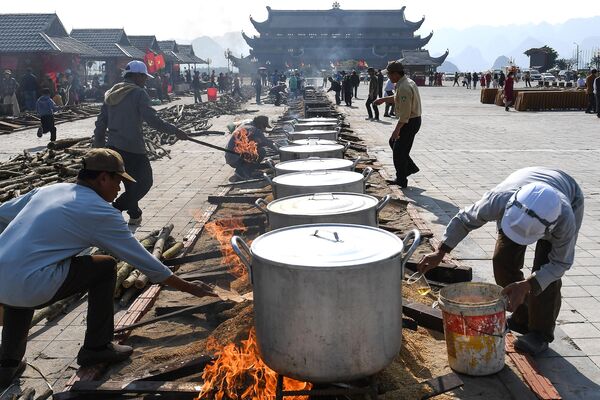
{"left": 0, "top": 13, "right": 96, "bottom": 54}
{"left": 46, "top": 35, "right": 103, "bottom": 57}
{"left": 71, "top": 28, "right": 142, "bottom": 58}
{"left": 128, "top": 35, "right": 159, "bottom": 53}
{"left": 398, "top": 50, "right": 449, "bottom": 67}
{"left": 176, "top": 44, "right": 206, "bottom": 64}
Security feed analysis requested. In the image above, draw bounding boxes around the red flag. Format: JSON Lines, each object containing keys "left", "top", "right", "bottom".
{"left": 154, "top": 54, "right": 165, "bottom": 70}
{"left": 145, "top": 52, "right": 156, "bottom": 73}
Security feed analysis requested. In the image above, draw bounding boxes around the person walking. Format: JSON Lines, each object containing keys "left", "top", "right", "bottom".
{"left": 485, "top": 71, "right": 492, "bottom": 88}
{"left": 35, "top": 88, "right": 59, "bottom": 141}
{"left": 365, "top": 68, "right": 380, "bottom": 121}
{"left": 327, "top": 76, "right": 342, "bottom": 105}
{"left": 93, "top": 61, "right": 189, "bottom": 225}
{"left": 1, "top": 70, "right": 20, "bottom": 117}
{"left": 383, "top": 77, "right": 395, "bottom": 117}
{"left": 499, "top": 71, "right": 506, "bottom": 88}
{"left": 453, "top": 72, "right": 459, "bottom": 87}
{"left": 192, "top": 71, "right": 202, "bottom": 103}
{"left": 504, "top": 71, "right": 516, "bottom": 111}
{"left": 585, "top": 69, "right": 597, "bottom": 114}
{"left": 342, "top": 73, "right": 353, "bottom": 106}
{"left": 377, "top": 69, "right": 384, "bottom": 99}
{"left": 595, "top": 74, "right": 600, "bottom": 119}
{"left": 492, "top": 72, "right": 499, "bottom": 88}
{"left": 374, "top": 61, "right": 421, "bottom": 188}
{"left": 350, "top": 70, "right": 360, "bottom": 98}
{"left": 253, "top": 73, "right": 262, "bottom": 105}
{"left": 472, "top": 72, "right": 479, "bottom": 89}
{"left": 20, "top": 68, "right": 38, "bottom": 111}
{"left": 524, "top": 71, "right": 532, "bottom": 88}
{"left": 232, "top": 74, "right": 242, "bottom": 97}
{"left": 418, "top": 167, "right": 584, "bottom": 355}
{"left": 0, "top": 149, "right": 217, "bottom": 389}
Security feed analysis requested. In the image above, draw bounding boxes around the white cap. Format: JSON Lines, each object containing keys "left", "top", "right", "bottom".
{"left": 122, "top": 60, "right": 153, "bottom": 78}
{"left": 501, "top": 183, "right": 561, "bottom": 245}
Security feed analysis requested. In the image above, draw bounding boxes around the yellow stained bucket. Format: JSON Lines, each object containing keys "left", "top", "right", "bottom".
{"left": 438, "top": 282, "right": 507, "bottom": 376}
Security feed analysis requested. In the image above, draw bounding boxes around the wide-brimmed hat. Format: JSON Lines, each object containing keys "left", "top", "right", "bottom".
{"left": 83, "top": 148, "right": 136, "bottom": 183}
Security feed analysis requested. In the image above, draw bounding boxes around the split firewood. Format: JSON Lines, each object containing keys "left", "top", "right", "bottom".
{"left": 135, "top": 224, "right": 174, "bottom": 289}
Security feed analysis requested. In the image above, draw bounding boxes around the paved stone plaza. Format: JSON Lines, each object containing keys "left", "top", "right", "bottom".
{"left": 343, "top": 82, "right": 600, "bottom": 398}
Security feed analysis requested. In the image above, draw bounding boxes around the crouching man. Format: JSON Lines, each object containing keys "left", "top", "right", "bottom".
{"left": 225, "top": 115, "right": 276, "bottom": 180}
{"left": 0, "top": 149, "right": 216, "bottom": 389}
{"left": 418, "top": 167, "right": 584, "bottom": 355}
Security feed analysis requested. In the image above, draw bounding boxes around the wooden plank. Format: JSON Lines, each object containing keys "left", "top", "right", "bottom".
{"left": 403, "top": 302, "right": 444, "bottom": 333}
{"left": 421, "top": 372, "right": 464, "bottom": 399}
{"left": 70, "top": 380, "right": 203, "bottom": 395}
{"left": 505, "top": 333, "right": 562, "bottom": 400}
{"left": 163, "top": 250, "right": 223, "bottom": 267}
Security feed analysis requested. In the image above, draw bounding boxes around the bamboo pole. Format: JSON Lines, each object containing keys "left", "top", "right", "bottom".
{"left": 135, "top": 224, "right": 174, "bottom": 289}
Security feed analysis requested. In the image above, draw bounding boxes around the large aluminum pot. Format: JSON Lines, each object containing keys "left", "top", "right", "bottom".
{"left": 266, "top": 168, "right": 372, "bottom": 199}
{"left": 231, "top": 225, "right": 422, "bottom": 382}
{"left": 255, "top": 193, "right": 390, "bottom": 230}
{"left": 293, "top": 122, "right": 339, "bottom": 131}
{"left": 267, "top": 157, "right": 359, "bottom": 176}
{"left": 279, "top": 143, "right": 348, "bottom": 161}
{"left": 295, "top": 117, "right": 339, "bottom": 124}
{"left": 287, "top": 129, "right": 339, "bottom": 141}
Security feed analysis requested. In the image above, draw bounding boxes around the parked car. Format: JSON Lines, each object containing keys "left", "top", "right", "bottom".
{"left": 526, "top": 69, "right": 542, "bottom": 81}
{"left": 541, "top": 73, "right": 556, "bottom": 82}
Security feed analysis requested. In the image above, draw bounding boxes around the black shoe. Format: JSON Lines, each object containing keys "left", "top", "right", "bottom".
{"left": 505, "top": 107, "right": 510, "bottom": 111}
{"left": 37, "top": 128, "right": 43, "bottom": 138}
{"left": 507, "top": 316, "right": 529, "bottom": 335}
{"left": 0, "top": 359, "right": 26, "bottom": 389}
{"left": 77, "top": 343, "right": 133, "bottom": 367}
{"left": 383, "top": 113, "right": 390, "bottom": 117}
{"left": 514, "top": 332, "right": 549, "bottom": 355}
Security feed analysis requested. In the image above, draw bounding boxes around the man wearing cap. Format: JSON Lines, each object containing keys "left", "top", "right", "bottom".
{"left": 418, "top": 167, "right": 584, "bottom": 355}
{"left": 1, "top": 70, "right": 20, "bottom": 117}
{"left": 225, "top": 116, "right": 276, "bottom": 180}
{"left": 94, "top": 60, "right": 189, "bottom": 225}
{"left": 374, "top": 61, "right": 422, "bottom": 188}
{"left": 0, "top": 149, "right": 216, "bottom": 388}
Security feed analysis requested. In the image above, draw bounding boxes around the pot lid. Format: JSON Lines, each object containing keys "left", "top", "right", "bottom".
{"left": 290, "top": 130, "right": 338, "bottom": 135}
{"left": 296, "top": 118, "right": 338, "bottom": 123}
{"left": 294, "top": 122, "right": 338, "bottom": 127}
{"left": 279, "top": 144, "right": 343, "bottom": 154}
{"left": 251, "top": 224, "right": 403, "bottom": 267}
{"left": 290, "top": 139, "right": 338, "bottom": 146}
{"left": 268, "top": 192, "right": 378, "bottom": 215}
{"left": 276, "top": 158, "right": 353, "bottom": 172}
{"left": 273, "top": 170, "right": 362, "bottom": 186}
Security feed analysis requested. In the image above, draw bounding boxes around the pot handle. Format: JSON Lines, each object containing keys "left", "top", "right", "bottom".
{"left": 262, "top": 172, "right": 273, "bottom": 185}
{"left": 376, "top": 194, "right": 391, "bottom": 214}
{"left": 231, "top": 236, "right": 253, "bottom": 281}
{"left": 351, "top": 156, "right": 361, "bottom": 170}
{"left": 254, "top": 198, "right": 269, "bottom": 217}
{"left": 400, "top": 229, "right": 422, "bottom": 269}
{"left": 265, "top": 158, "right": 276, "bottom": 171}
{"left": 343, "top": 141, "right": 351, "bottom": 152}
{"left": 362, "top": 167, "right": 374, "bottom": 182}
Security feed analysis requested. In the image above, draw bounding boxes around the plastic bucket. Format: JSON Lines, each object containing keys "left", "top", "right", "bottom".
{"left": 207, "top": 87, "right": 218, "bottom": 101}
{"left": 438, "top": 282, "right": 506, "bottom": 376}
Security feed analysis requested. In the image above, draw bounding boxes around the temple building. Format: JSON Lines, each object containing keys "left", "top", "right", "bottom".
{"left": 230, "top": 4, "right": 448, "bottom": 74}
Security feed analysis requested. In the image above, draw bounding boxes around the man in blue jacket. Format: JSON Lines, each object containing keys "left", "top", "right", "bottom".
{"left": 94, "top": 61, "right": 189, "bottom": 225}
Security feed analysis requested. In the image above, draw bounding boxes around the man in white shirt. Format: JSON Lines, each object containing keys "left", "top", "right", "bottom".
{"left": 0, "top": 149, "right": 215, "bottom": 389}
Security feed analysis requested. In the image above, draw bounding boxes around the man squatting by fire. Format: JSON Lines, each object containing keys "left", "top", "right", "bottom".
{"left": 0, "top": 149, "right": 217, "bottom": 388}
{"left": 225, "top": 115, "right": 277, "bottom": 180}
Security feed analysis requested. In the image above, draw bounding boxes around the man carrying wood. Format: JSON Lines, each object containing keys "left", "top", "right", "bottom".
{"left": 418, "top": 167, "right": 584, "bottom": 355}
{"left": 93, "top": 60, "right": 189, "bottom": 225}
{"left": 0, "top": 149, "right": 216, "bottom": 389}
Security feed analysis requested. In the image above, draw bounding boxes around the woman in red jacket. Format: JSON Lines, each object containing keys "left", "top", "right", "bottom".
{"left": 504, "top": 71, "right": 515, "bottom": 111}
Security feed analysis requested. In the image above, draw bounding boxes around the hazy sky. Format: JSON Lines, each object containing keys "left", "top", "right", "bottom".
{"left": 3, "top": 0, "right": 600, "bottom": 40}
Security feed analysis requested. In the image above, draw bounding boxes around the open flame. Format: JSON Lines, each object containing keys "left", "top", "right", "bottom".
{"left": 205, "top": 217, "right": 248, "bottom": 279}
{"left": 197, "top": 328, "right": 311, "bottom": 400}
{"left": 233, "top": 127, "right": 259, "bottom": 163}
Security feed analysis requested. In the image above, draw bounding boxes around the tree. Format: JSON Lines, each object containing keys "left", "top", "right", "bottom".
{"left": 524, "top": 45, "right": 559, "bottom": 71}
{"left": 591, "top": 53, "right": 600, "bottom": 70}
{"left": 555, "top": 58, "right": 576, "bottom": 70}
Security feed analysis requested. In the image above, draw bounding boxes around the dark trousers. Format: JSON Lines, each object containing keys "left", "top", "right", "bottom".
{"left": 588, "top": 93, "right": 597, "bottom": 113}
{"left": 365, "top": 96, "right": 379, "bottom": 119}
{"left": 255, "top": 87, "right": 261, "bottom": 104}
{"left": 0, "top": 255, "right": 117, "bottom": 365}
{"left": 40, "top": 115, "right": 57, "bottom": 141}
{"left": 389, "top": 116, "right": 421, "bottom": 185}
{"left": 384, "top": 90, "right": 395, "bottom": 116}
{"left": 334, "top": 90, "right": 341, "bottom": 105}
{"left": 597, "top": 94, "right": 600, "bottom": 117}
{"left": 110, "top": 147, "right": 153, "bottom": 219}
{"left": 353, "top": 85, "right": 358, "bottom": 98}
{"left": 344, "top": 90, "right": 353, "bottom": 106}
{"left": 492, "top": 232, "right": 560, "bottom": 342}
{"left": 193, "top": 88, "right": 202, "bottom": 103}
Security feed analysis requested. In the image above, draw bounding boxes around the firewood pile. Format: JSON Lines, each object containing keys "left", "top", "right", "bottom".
{"left": 0, "top": 103, "right": 103, "bottom": 134}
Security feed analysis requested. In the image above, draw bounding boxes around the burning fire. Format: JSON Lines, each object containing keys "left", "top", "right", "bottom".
{"left": 197, "top": 328, "right": 311, "bottom": 400}
{"left": 233, "top": 127, "right": 259, "bottom": 162}
{"left": 205, "top": 217, "right": 248, "bottom": 279}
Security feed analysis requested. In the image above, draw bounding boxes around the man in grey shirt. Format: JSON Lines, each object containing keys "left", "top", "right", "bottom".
{"left": 94, "top": 61, "right": 189, "bottom": 225}
{"left": 0, "top": 149, "right": 216, "bottom": 389}
{"left": 418, "top": 167, "right": 584, "bottom": 355}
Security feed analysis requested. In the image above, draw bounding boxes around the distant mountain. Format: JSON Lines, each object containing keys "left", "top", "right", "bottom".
{"left": 438, "top": 60, "right": 459, "bottom": 73}
{"left": 191, "top": 33, "right": 250, "bottom": 68}
{"left": 492, "top": 56, "right": 510, "bottom": 70}
{"left": 428, "top": 16, "right": 600, "bottom": 71}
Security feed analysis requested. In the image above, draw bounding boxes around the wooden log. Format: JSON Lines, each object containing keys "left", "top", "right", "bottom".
{"left": 114, "top": 262, "right": 134, "bottom": 296}
{"left": 402, "top": 302, "right": 444, "bottom": 333}
{"left": 179, "top": 270, "right": 232, "bottom": 281}
{"left": 123, "top": 270, "right": 140, "bottom": 289}
{"left": 46, "top": 137, "right": 89, "bottom": 150}
{"left": 163, "top": 249, "right": 223, "bottom": 267}
{"left": 119, "top": 287, "right": 141, "bottom": 307}
{"left": 135, "top": 224, "right": 174, "bottom": 289}
{"left": 135, "top": 355, "right": 214, "bottom": 382}
{"left": 30, "top": 293, "right": 83, "bottom": 327}
{"left": 33, "top": 388, "right": 52, "bottom": 400}
{"left": 162, "top": 242, "right": 184, "bottom": 260}
{"left": 70, "top": 380, "right": 204, "bottom": 396}
{"left": 16, "top": 387, "right": 35, "bottom": 400}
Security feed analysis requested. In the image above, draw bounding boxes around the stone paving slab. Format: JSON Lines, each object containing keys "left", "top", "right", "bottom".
{"left": 343, "top": 82, "right": 600, "bottom": 398}
{"left": 0, "top": 93, "right": 282, "bottom": 396}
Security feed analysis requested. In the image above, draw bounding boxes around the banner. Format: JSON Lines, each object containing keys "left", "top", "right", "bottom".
{"left": 154, "top": 54, "right": 165, "bottom": 71}
{"left": 145, "top": 52, "right": 156, "bottom": 73}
